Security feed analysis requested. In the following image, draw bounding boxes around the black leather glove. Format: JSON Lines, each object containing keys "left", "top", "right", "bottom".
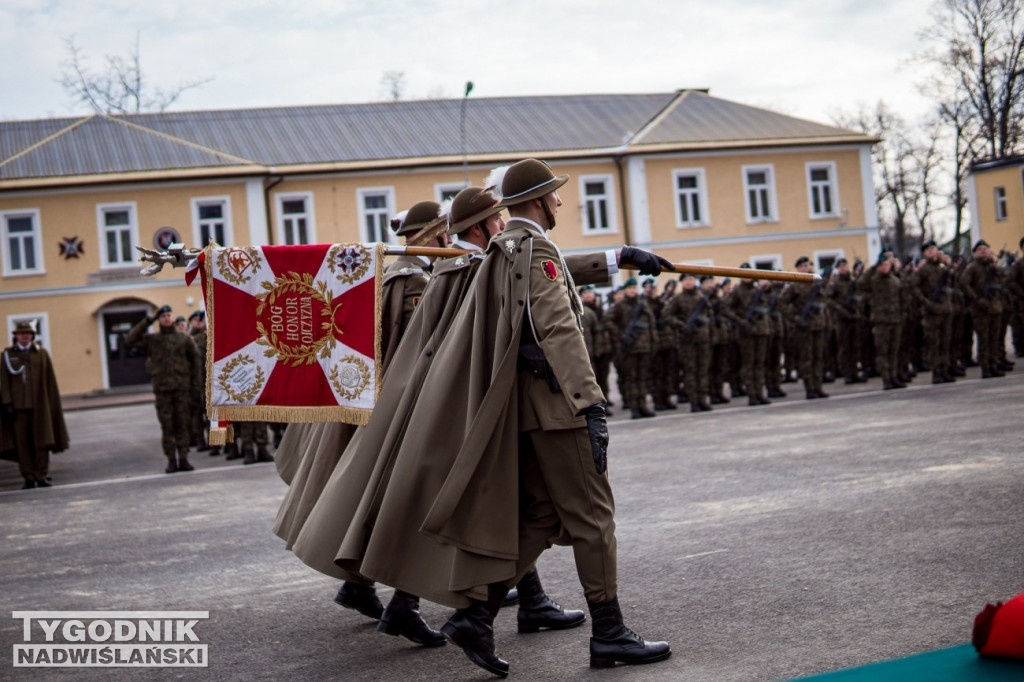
{"left": 619, "top": 246, "right": 673, "bottom": 277}
{"left": 578, "top": 403, "right": 609, "bottom": 474}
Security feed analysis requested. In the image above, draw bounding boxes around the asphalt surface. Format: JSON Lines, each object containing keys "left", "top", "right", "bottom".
{"left": 1, "top": 369, "right": 1022, "bottom": 681}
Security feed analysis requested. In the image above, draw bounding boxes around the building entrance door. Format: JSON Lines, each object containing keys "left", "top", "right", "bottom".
{"left": 102, "top": 309, "right": 150, "bottom": 387}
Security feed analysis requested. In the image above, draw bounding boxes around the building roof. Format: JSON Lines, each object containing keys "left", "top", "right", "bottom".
{"left": 0, "top": 91, "right": 873, "bottom": 188}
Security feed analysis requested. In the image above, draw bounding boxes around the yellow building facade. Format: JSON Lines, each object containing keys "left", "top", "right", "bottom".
{"left": 1, "top": 91, "right": 883, "bottom": 395}
{"left": 967, "top": 156, "right": 1024, "bottom": 254}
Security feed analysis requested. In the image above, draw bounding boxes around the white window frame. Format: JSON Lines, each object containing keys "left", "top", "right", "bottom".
{"left": 750, "top": 253, "right": 783, "bottom": 272}
{"left": 814, "top": 249, "right": 844, "bottom": 274}
{"left": 96, "top": 201, "right": 139, "bottom": 269}
{"left": 435, "top": 182, "right": 467, "bottom": 206}
{"left": 742, "top": 165, "right": 778, "bottom": 224}
{"left": 994, "top": 186, "right": 1008, "bottom": 221}
{"left": 357, "top": 187, "right": 397, "bottom": 244}
{"left": 275, "top": 192, "right": 316, "bottom": 245}
{"left": 806, "top": 161, "right": 840, "bottom": 219}
{"left": 579, "top": 174, "right": 618, "bottom": 235}
{"left": 1, "top": 208, "right": 45, "bottom": 277}
{"left": 672, "top": 168, "right": 710, "bottom": 228}
{"left": 191, "top": 196, "right": 233, "bottom": 247}
{"left": 6, "top": 312, "right": 50, "bottom": 350}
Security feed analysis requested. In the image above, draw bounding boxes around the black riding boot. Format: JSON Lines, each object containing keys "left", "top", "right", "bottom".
{"left": 378, "top": 590, "right": 446, "bottom": 646}
{"left": 516, "top": 569, "right": 586, "bottom": 633}
{"left": 587, "top": 597, "right": 671, "bottom": 668}
{"left": 334, "top": 581, "right": 384, "bottom": 620}
{"left": 441, "top": 583, "right": 510, "bottom": 677}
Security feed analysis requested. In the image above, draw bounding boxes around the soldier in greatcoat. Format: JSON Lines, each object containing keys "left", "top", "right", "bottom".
{"left": 1, "top": 321, "right": 69, "bottom": 488}
{"left": 127, "top": 305, "right": 202, "bottom": 473}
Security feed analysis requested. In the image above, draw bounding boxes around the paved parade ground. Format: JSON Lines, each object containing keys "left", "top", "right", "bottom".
{"left": 1, "top": 371, "right": 1022, "bottom": 680}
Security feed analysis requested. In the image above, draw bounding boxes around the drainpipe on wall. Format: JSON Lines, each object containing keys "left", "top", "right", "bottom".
{"left": 614, "top": 155, "right": 633, "bottom": 247}
{"left": 263, "top": 175, "right": 284, "bottom": 245}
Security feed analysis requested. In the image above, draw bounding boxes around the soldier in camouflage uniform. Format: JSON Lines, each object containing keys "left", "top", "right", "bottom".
{"left": 1007, "top": 237, "right": 1024, "bottom": 358}
{"left": 960, "top": 240, "right": 1008, "bottom": 378}
{"left": 237, "top": 421, "right": 273, "bottom": 464}
{"left": 781, "top": 257, "right": 829, "bottom": 399}
{"left": 708, "top": 279, "right": 732, "bottom": 403}
{"left": 898, "top": 258, "right": 920, "bottom": 383}
{"left": 867, "top": 253, "right": 905, "bottom": 390}
{"left": 580, "top": 286, "right": 614, "bottom": 416}
{"left": 645, "top": 279, "right": 678, "bottom": 410}
{"left": 609, "top": 278, "right": 657, "bottom": 418}
{"left": 722, "top": 266, "right": 773, "bottom": 406}
{"left": 127, "top": 304, "right": 203, "bottom": 473}
{"left": 826, "top": 258, "right": 866, "bottom": 384}
{"left": 188, "top": 310, "right": 212, "bottom": 453}
{"left": 665, "top": 273, "right": 713, "bottom": 412}
{"left": 910, "top": 241, "right": 956, "bottom": 384}
{"left": 764, "top": 279, "right": 787, "bottom": 398}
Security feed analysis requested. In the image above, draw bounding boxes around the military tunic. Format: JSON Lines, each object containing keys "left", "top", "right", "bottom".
{"left": 608, "top": 296, "right": 657, "bottom": 411}
{"left": 867, "top": 267, "right": 903, "bottom": 385}
{"left": 781, "top": 279, "right": 828, "bottom": 395}
{"left": 960, "top": 258, "right": 1005, "bottom": 374}
{"left": 664, "top": 287, "right": 712, "bottom": 406}
{"left": 910, "top": 258, "right": 954, "bottom": 377}
{"left": 722, "top": 280, "right": 772, "bottom": 399}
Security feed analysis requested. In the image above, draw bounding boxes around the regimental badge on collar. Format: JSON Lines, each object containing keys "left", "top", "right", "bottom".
{"left": 541, "top": 259, "right": 558, "bottom": 281}
{"left": 455, "top": 257, "right": 465, "bottom": 266}
{"left": 504, "top": 239, "right": 516, "bottom": 253}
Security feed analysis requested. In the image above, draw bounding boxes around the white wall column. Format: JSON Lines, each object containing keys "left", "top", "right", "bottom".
{"left": 626, "top": 157, "right": 651, "bottom": 246}
{"left": 246, "top": 178, "right": 269, "bottom": 246}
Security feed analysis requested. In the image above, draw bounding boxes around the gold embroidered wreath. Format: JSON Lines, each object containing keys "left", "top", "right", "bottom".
{"left": 217, "top": 355, "right": 266, "bottom": 403}
{"left": 255, "top": 272, "right": 340, "bottom": 368}
{"left": 329, "top": 355, "right": 371, "bottom": 400}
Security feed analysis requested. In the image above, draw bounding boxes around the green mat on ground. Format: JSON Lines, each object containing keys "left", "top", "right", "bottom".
{"left": 795, "top": 644, "right": 1024, "bottom": 681}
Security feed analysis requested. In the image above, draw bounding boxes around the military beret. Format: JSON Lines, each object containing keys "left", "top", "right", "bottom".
{"left": 973, "top": 239, "right": 990, "bottom": 252}
{"left": 174, "top": 316, "right": 186, "bottom": 324}
{"left": 188, "top": 310, "right": 206, "bottom": 321}
{"left": 835, "top": 257, "right": 848, "bottom": 266}
{"left": 795, "top": 256, "right": 810, "bottom": 267}
{"left": 156, "top": 305, "right": 173, "bottom": 315}
{"left": 623, "top": 277, "right": 638, "bottom": 287}
{"left": 578, "top": 284, "right": 595, "bottom": 293}
{"left": 699, "top": 275, "right": 712, "bottom": 283}
{"left": 922, "top": 240, "right": 937, "bottom": 250}
{"left": 739, "top": 262, "right": 751, "bottom": 269}
{"left": 642, "top": 278, "right": 656, "bottom": 287}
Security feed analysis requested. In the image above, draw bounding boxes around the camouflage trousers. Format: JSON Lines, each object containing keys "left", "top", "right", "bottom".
{"left": 738, "top": 334, "right": 768, "bottom": 397}
{"left": 155, "top": 390, "right": 192, "bottom": 457}
{"left": 796, "top": 328, "right": 825, "bottom": 393}
{"left": 871, "top": 323, "right": 900, "bottom": 384}
{"left": 973, "top": 312, "right": 1003, "bottom": 372}
{"left": 236, "top": 421, "right": 269, "bottom": 447}
{"left": 651, "top": 347, "right": 678, "bottom": 406}
{"left": 834, "top": 318, "right": 861, "bottom": 380}
{"left": 616, "top": 352, "right": 652, "bottom": 410}
{"left": 678, "top": 339, "right": 710, "bottom": 404}
{"left": 921, "top": 313, "right": 952, "bottom": 375}
{"left": 764, "top": 334, "right": 784, "bottom": 391}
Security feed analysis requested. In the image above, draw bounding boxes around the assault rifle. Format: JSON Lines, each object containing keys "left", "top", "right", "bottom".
{"left": 798, "top": 283, "right": 824, "bottom": 327}
{"left": 619, "top": 300, "right": 647, "bottom": 351}
{"left": 743, "top": 287, "right": 767, "bottom": 324}
{"left": 683, "top": 296, "right": 710, "bottom": 336}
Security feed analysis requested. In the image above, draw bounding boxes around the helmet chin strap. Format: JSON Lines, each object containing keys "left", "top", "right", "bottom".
{"left": 540, "top": 196, "right": 556, "bottom": 230}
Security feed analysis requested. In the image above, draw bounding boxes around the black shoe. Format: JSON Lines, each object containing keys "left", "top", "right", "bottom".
{"left": 823, "top": 372, "right": 835, "bottom": 383}
{"left": 35, "top": 479, "right": 52, "bottom": 488}
{"left": 587, "top": 597, "right": 670, "bottom": 668}
{"left": 208, "top": 446, "right": 221, "bottom": 456}
{"left": 501, "top": 589, "right": 519, "bottom": 608}
{"left": 892, "top": 380, "right": 907, "bottom": 389}
{"left": 698, "top": 401, "right": 713, "bottom": 412}
{"left": 691, "top": 402, "right": 701, "bottom": 413}
{"left": 165, "top": 458, "right": 178, "bottom": 474}
{"left": 224, "top": 444, "right": 242, "bottom": 460}
{"left": 883, "top": 381, "right": 895, "bottom": 390}
{"left": 992, "top": 368, "right": 1006, "bottom": 377}
{"left": 334, "top": 582, "right": 384, "bottom": 620}
{"left": 844, "top": 376, "right": 857, "bottom": 385}
{"left": 757, "top": 394, "right": 772, "bottom": 405}
{"left": 816, "top": 390, "right": 829, "bottom": 398}
{"left": 653, "top": 403, "right": 671, "bottom": 411}
{"left": 932, "top": 371, "right": 945, "bottom": 385}
{"left": 22, "top": 480, "right": 36, "bottom": 489}
{"left": 806, "top": 390, "right": 819, "bottom": 400}
{"left": 630, "top": 409, "right": 643, "bottom": 420}
{"left": 709, "top": 395, "right": 724, "bottom": 405}
{"left": 732, "top": 387, "right": 747, "bottom": 398}
{"left": 952, "top": 366, "right": 966, "bottom": 377}
{"left": 196, "top": 442, "right": 211, "bottom": 452}
{"left": 177, "top": 458, "right": 195, "bottom": 472}
{"left": 748, "top": 396, "right": 759, "bottom": 406}
{"left": 638, "top": 407, "right": 656, "bottom": 418}
{"left": 256, "top": 446, "right": 274, "bottom": 463}
{"left": 516, "top": 570, "right": 586, "bottom": 633}
{"left": 441, "top": 584, "right": 510, "bottom": 678}
{"left": 378, "top": 590, "right": 446, "bottom": 647}
{"left": 242, "top": 447, "right": 256, "bottom": 465}
{"left": 767, "top": 387, "right": 787, "bottom": 398}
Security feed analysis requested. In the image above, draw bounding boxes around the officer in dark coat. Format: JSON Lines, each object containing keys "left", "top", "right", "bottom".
{"left": 1, "top": 321, "right": 69, "bottom": 488}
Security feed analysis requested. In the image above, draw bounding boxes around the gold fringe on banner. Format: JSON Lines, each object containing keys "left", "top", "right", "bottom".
{"left": 209, "top": 426, "right": 228, "bottom": 446}
{"left": 215, "top": 404, "right": 371, "bottom": 426}
{"left": 373, "top": 242, "right": 385, "bottom": 401}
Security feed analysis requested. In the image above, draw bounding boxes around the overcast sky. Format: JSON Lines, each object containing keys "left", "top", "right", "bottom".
{"left": 2, "top": 0, "right": 941, "bottom": 126}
